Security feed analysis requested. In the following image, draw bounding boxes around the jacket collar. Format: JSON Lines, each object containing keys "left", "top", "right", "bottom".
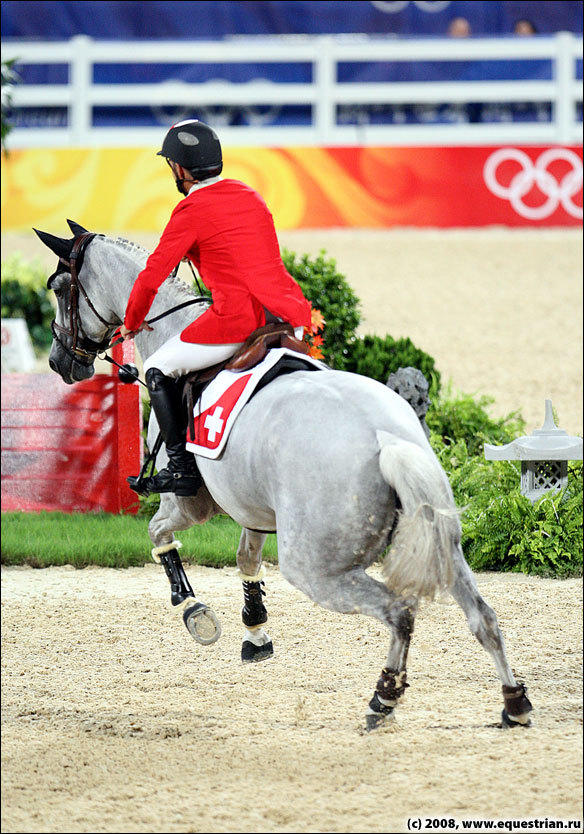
{"left": 187, "top": 175, "right": 223, "bottom": 196}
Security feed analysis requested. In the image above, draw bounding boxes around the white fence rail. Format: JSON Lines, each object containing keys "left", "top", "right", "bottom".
{"left": 2, "top": 33, "right": 582, "bottom": 148}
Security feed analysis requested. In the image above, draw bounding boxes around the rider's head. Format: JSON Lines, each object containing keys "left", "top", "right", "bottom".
{"left": 158, "top": 119, "right": 223, "bottom": 195}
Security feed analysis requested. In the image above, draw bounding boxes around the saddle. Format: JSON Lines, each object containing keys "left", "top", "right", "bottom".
{"left": 226, "top": 321, "right": 310, "bottom": 370}
{"left": 181, "top": 321, "right": 311, "bottom": 440}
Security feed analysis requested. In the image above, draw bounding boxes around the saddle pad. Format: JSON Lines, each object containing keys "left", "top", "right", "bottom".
{"left": 185, "top": 347, "right": 325, "bottom": 459}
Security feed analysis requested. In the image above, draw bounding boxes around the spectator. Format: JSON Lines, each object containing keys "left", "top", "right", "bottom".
{"left": 448, "top": 17, "right": 472, "bottom": 38}
{"left": 444, "top": 17, "right": 479, "bottom": 122}
{"left": 513, "top": 18, "right": 538, "bottom": 36}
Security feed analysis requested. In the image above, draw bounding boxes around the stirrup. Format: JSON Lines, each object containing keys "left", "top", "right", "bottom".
{"left": 127, "top": 431, "right": 164, "bottom": 496}
{"left": 143, "top": 467, "right": 203, "bottom": 497}
{"left": 127, "top": 474, "right": 151, "bottom": 496}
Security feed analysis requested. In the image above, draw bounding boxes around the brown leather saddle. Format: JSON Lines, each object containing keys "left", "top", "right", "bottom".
{"left": 182, "top": 322, "right": 311, "bottom": 440}
{"left": 225, "top": 321, "right": 309, "bottom": 371}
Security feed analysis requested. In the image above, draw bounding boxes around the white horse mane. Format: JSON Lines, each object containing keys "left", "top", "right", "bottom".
{"left": 104, "top": 236, "right": 201, "bottom": 303}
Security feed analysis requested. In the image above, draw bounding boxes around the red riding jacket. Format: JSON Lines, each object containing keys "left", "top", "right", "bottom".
{"left": 124, "top": 178, "right": 311, "bottom": 344}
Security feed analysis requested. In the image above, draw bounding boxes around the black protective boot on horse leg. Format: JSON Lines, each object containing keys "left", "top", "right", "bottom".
{"left": 137, "top": 367, "right": 203, "bottom": 496}
{"left": 241, "top": 579, "right": 274, "bottom": 662}
{"left": 153, "top": 543, "right": 222, "bottom": 645}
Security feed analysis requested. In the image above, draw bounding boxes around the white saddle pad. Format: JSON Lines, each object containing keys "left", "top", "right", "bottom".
{"left": 185, "top": 347, "right": 325, "bottom": 459}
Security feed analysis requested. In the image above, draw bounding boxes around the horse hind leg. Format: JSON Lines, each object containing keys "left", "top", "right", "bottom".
{"left": 237, "top": 528, "right": 274, "bottom": 663}
{"left": 366, "top": 595, "right": 417, "bottom": 731}
{"left": 449, "top": 545, "right": 533, "bottom": 727}
{"left": 282, "top": 561, "right": 416, "bottom": 730}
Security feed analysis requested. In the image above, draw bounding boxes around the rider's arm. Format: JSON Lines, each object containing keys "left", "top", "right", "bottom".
{"left": 123, "top": 200, "right": 197, "bottom": 332}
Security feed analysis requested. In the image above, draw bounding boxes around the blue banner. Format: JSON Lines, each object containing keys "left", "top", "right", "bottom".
{"left": 2, "top": 0, "right": 583, "bottom": 40}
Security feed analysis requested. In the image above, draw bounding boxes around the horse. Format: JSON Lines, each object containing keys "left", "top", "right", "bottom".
{"left": 35, "top": 221, "right": 533, "bottom": 731}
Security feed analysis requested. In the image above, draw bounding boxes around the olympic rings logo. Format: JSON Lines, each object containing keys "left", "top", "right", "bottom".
{"left": 483, "top": 148, "right": 583, "bottom": 220}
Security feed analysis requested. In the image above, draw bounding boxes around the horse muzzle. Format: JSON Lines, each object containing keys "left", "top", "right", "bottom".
{"left": 48, "top": 340, "right": 95, "bottom": 384}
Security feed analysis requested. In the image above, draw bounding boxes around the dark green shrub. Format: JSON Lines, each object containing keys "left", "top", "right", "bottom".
{"left": 432, "top": 436, "right": 583, "bottom": 578}
{"left": 344, "top": 333, "right": 441, "bottom": 391}
{"left": 1, "top": 254, "right": 54, "bottom": 352}
{"left": 427, "top": 386, "right": 526, "bottom": 457}
{"left": 282, "top": 248, "right": 361, "bottom": 370}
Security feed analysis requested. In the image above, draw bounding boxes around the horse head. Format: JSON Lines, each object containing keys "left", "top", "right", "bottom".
{"left": 34, "top": 221, "right": 116, "bottom": 384}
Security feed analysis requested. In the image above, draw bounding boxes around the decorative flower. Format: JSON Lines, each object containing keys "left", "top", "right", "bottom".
{"left": 304, "top": 306, "right": 326, "bottom": 360}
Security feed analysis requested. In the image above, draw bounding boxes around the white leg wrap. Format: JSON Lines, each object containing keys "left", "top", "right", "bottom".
{"left": 243, "top": 627, "right": 271, "bottom": 647}
{"left": 151, "top": 540, "right": 183, "bottom": 564}
{"left": 377, "top": 694, "right": 399, "bottom": 708}
{"left": 510, "top": 712, "right": 531, "bottom": 725}
{"left": 237, "top": 566, "right": 266, "bottom": 582}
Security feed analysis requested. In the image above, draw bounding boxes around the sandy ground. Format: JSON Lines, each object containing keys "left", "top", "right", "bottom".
{"left": 1, "top": 227, "right": 582, "bottom": 433}
{"left": 1, "top": 564, "right": 582, "bottom": 833}
{"left": 1, "top": 227, "right": 583, "bottom": 832}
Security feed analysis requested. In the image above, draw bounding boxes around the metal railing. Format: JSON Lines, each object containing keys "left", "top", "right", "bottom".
{"left": 2, "top": 33, "right": 582, "bottom": 147}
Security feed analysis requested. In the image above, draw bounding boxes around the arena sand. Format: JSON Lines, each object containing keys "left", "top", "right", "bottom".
{"left": 1, "top": 565, "right": 582, "bottom": 832}
{"left": 1, "top": 228, "right": 583, "bottom": 832}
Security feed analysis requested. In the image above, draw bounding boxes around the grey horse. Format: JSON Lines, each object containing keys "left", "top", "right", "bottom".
{"left": 35, "top": 222, "right": 533, "bottom": 731}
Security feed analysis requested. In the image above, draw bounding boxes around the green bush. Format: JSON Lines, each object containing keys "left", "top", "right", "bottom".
{"left": 282, "top": 248, "right": 361, "bottom": 369}
{"left": 1, "top": 254, "right": 54, "bottom": 352}
{"left": 427, "top": 385, "right": 526, "bottom": 457}
{"left": 431, "top": 434, "right": 583, "bottom": 578}
{"left": 344, "top": 333, "right": 441, "bottom": 391}
{"left": 466, "top": 480, "right": 583, "bottom": 579}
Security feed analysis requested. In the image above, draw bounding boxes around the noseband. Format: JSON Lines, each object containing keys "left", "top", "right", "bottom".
{"left": 50, "top": 233, "right": 117, "bottom": 362}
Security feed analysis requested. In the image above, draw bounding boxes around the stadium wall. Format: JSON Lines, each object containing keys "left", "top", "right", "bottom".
{"left": 1, "top": 144, "right": 581, "bottom": 230}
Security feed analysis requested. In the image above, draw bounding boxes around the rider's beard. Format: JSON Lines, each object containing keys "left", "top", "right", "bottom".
{"left": 174, "top": 177, "right": 188, "bottom": 195}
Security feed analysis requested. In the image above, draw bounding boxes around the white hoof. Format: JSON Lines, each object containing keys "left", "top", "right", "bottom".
{"left": 181, "top": 600, "right": 222, "bottom": 645}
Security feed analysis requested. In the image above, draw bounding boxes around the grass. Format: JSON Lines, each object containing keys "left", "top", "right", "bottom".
{"left": 1, "top": 512, "right": 279, "bottom": 569}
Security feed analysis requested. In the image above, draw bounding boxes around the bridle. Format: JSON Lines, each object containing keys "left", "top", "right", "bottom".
{"left": 50, "top": 233, "right": 117, "bottom": 363}
{"left": 49, "top": 231, "right": 209, "bottom": 375}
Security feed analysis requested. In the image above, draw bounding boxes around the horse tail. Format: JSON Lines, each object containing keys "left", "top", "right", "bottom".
{"left": 376, "top": 430, "right": 460, "bottom": 600}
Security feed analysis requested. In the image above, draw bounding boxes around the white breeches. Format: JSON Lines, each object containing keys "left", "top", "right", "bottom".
{"left": 143, "top": 327, "right": 305, "bottom": 379}
{"left": 143, "top": 334, "right": 244, "bottom": 378}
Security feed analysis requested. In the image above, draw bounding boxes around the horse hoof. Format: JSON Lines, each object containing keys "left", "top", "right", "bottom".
{"left": 182, "top": 602, "right": 222, "bottom": 645}
{"left": 241, "top": 640, "right": 274, "bottom": 663}
{"left": 501, "top": 709, "right": 532, "bottom": 729}
{"left": 365, "top": 709, "right": 394, "bottom": 732}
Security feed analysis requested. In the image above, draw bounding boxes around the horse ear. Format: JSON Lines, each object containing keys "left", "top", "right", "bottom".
{"left": 66, "top": 219, "right": 89, "bottom": 236}
{"left": 33, "top": 228, "right": 74, "bottom": 260}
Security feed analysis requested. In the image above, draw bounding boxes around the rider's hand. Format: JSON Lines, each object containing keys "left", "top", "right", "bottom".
{"left": 120, "top": 322, "right": 153, "bottom": 340}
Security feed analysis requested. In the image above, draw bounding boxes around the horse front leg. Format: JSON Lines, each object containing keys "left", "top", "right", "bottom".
{"left": 449, "top": 545, "right": 533, "bottom": 728}
{"left": 237, "top": 528, "right": 274, "bottom": 663}
{"left": 148, "top": 490, "right": 223, "bottom": 645}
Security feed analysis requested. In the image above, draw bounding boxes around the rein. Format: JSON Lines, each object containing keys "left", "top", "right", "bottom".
{"left": 100, "top": 296, "right": 208, "bottom": 387}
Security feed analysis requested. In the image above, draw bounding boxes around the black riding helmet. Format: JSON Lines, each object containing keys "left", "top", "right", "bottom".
{"left": 157, "top": 119, "right": 223, "bottom": 178}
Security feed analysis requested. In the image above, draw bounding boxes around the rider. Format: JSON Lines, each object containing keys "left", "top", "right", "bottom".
{"left": 121, "top": 119, "right": 312, "bottom": 497}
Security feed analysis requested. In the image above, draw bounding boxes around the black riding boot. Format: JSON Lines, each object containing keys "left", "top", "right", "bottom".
{"left": 141, "top": 367, "right": 202, "bottom": 497}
